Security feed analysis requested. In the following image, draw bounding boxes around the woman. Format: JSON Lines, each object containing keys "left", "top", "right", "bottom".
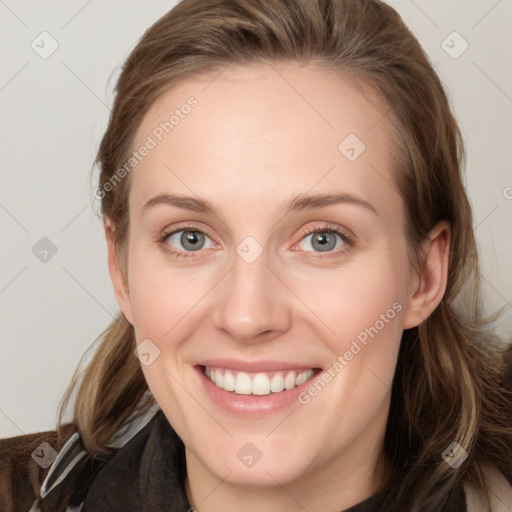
{"left": 1, "top": 0, "right": 511, "bottom": 511}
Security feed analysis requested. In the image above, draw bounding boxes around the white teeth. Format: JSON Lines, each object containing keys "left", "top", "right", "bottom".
{"left": 284, "top": 371, "right": 296, "bottom": 390}
{"left": 205, "top": 367, "right": 315, "bottom": 395}
{"left": 213, "top": 369, "right": 223, "bottom": 388}
{"left": 252, "top": 373, "right": 271, "bottom": 395}
{"left": 270, "top": 373, "right": 285, "bottom": 393}
{"left": 223, "top": 371, "right": 235, "bottom": 391}
{"left": 297, "top": 370, "right": 315, "bottom": 386}
{"left": 234, "top": 372, "right": 252, "bottom": 395}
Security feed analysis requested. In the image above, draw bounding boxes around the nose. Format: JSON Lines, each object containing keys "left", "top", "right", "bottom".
{"left": 211, "top": 246, "right": 293, "bottom": 343}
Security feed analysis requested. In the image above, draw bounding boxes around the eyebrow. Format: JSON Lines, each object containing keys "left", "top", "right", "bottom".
{"left": 142, "top": 192, "right": 378, "bottom": 216}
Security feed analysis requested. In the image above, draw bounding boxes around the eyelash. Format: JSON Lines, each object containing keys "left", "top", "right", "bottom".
{"left": 294, "top": 223, "right": 354, "bottom": 260}
{"left": 157, "top": 223, "right": 355, "bottom": 260}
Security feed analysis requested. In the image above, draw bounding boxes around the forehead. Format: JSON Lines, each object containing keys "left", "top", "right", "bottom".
{"left": 128, "top": 62, "right": 401, "bottom": 220}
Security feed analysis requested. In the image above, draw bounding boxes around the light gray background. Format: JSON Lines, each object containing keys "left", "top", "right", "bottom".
{"left": 1, "top": 0, "right": 511, "bottom": 438}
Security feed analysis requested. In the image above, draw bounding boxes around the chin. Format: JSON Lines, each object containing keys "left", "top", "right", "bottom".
{"left": 196, "top": 437, "right": 316, "bottom": 487}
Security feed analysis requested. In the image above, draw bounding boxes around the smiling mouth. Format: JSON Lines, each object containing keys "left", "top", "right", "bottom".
{"left": 203, "top": 366, "right": 321, "bottom": 396}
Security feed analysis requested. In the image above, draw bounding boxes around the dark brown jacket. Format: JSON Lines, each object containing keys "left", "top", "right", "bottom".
{"left": 0, "top": 425, "right": 76, "bottom": 512}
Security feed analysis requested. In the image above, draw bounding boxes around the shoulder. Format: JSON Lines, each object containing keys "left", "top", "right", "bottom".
{"left": 464, "top": 464, "right": 512, "bottom": 512}
{"left": 30, "top": 405, "right": 161, "bottom": 511}
{"left": 0, "top": 424, "right": 77, "bottom": 512}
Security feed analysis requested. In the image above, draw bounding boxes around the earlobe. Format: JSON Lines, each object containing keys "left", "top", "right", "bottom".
{"left": 402, "top": 221, "right": 451, "bottom": 329}
{"left": 104, "top": 217, "right": 134, "bottom": 325}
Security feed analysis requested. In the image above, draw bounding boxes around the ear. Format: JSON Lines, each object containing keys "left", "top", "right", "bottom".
{"left": 402, "top": 221, "right": 451, "bottom": 329}
{"left": 104, "top": 217, "right": 134, "bottom": 325}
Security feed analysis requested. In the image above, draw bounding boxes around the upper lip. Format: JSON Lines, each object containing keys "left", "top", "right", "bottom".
{"left": 196, "top": 359, "right": 321, "bottom": 373}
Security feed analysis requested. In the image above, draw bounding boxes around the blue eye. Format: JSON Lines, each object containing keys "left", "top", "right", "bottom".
{"left": 158, "top": 223, "right": 354, "bottom": 260}
{"left": 162, "top": 229, "right": 215, "bottom": 257}
{"left": 297, "top": 229, "right": 348, "bottom": 253}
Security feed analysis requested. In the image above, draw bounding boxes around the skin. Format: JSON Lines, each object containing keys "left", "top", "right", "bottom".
{"left": 105, "top": 62, "right": 450, "bottom": 512}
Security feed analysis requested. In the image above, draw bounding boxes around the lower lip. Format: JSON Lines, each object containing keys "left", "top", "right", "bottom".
{"left": 196, "top": 366, "right": 319, "bottom": 416}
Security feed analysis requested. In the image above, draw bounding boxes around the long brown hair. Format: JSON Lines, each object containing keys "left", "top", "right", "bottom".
{"left": 58, "top": 1, "right": 512, "bottom": 510}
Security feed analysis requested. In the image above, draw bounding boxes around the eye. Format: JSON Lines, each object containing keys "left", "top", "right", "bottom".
{"left": 158, "top": 223, "right": 353, "bottom": 260}
{"left": 160, "top": 228, "right": 215, "bottom": 257}
{"left": 295, "top": 225, "right": 353, "bottom": 255}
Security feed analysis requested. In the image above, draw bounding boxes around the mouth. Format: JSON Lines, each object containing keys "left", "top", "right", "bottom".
{"left": 194, "top": 359, "right": 324, "bottom": 415}
{"left": 202, "top": 365, "right": 321, "bottom": 396}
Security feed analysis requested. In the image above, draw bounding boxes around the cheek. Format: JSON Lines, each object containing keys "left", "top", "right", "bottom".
{"left": 126, "top": 245, "right": 210, "bottom": 339}
{"left": 289, "top": 251, "right": 407, "bottom": 402}
{"left": 293, "top": 251, "right": 407, "bottom": 342}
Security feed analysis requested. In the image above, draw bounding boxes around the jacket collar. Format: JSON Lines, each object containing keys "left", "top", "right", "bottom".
{"left": 81, "top": 409, "right": 189, "bottom": 512}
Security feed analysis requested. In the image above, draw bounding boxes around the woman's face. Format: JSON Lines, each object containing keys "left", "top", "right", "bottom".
{"left": 110, "top": 62, "right": 422, "bottom": 492}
